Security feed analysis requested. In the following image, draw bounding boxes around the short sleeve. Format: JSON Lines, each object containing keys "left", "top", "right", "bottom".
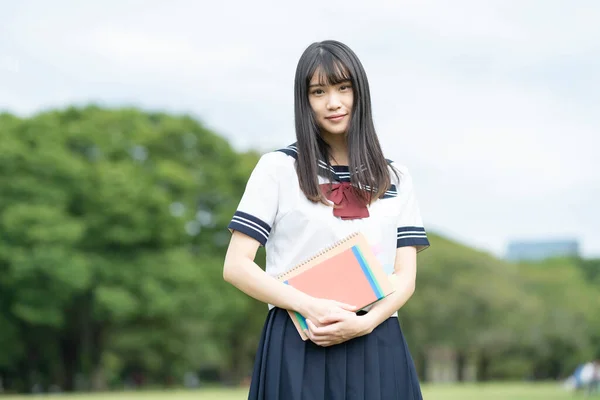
{"left": 227, "top": 153, "right": 280, "bottom": 246}
{"left": 394, "top": 164, "right": 430, "bottom": 252}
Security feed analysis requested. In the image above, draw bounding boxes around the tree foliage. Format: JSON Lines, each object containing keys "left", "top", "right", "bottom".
{"left": 0, "top": 106, "right": 597, "bottom": 392}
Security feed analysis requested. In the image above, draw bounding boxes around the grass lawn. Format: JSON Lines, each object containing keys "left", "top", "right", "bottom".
{"left": 0, "top": 382, "right": 584, "bottom": 400}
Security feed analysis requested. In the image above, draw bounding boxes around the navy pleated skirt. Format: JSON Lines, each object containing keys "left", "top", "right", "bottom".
{"left": 248, "top": 307, "right": 423, "bottom": 400}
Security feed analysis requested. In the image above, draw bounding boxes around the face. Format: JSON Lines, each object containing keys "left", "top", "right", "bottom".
{"left": 308, "top": 69, "right": 354, "bottom": 136}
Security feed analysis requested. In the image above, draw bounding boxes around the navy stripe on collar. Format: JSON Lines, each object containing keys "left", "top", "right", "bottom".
{"left": 275, "top": 143, "right": 397, "bottom": 198}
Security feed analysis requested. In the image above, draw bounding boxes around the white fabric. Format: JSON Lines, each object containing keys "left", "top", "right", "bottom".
{"left": 228, "top": 146, "right": 430, "bottom": 318}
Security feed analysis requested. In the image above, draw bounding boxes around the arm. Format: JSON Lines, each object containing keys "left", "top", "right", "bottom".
{"left": 223, "top": 231, "right": 357, "bottom": 320}
{"left": 224, "top": 153, "right": 357, "bottom": 325}
{"left": 223, "top": 231, "right": 313, "bottom": 313}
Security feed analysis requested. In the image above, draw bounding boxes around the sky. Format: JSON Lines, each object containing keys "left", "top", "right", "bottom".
{"left": 1, "top": 0, "right": 599, "bottom": 258}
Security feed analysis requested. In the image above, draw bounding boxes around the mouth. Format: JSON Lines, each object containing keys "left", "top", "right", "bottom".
{"left": 325, "top": 114, "right": 347, "bottom": 121}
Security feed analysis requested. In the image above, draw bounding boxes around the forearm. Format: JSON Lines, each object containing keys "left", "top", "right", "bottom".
{"left": 224, "top": 257, "right": 313, "bottom": 314}
{"left": 362, "top": 271, "right": 415, "bottom": 331}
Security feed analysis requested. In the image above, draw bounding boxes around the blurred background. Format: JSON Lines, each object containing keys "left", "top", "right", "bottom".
{"left": 0, "top": 0, "right": 599, "bottom": 398}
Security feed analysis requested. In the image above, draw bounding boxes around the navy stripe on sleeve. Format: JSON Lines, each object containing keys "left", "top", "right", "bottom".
{"left": 228, "top": 211, "right": 272, "bottom": 246}
{"left": 397, "top": 226, "right": 430, "bottom": 250}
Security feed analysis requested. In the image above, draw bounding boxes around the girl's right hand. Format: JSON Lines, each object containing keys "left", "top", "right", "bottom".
{"left": 300, "top": 297, "right": 358, "bottom": 327}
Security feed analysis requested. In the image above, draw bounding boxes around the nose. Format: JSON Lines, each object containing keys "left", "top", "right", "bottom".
{"left": 326, "top": 92, "right": 342, "bottom": 110}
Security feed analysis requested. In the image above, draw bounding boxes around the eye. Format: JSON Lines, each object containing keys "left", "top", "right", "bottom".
{"left": 339, "top": 84, "right": 352, "bottom": 91}
{"left": 311, "top": 88, "right": 324, "bottom": 95}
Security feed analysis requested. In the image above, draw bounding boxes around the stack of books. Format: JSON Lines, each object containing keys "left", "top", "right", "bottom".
{"left": 277, "top": 232, "right": 395, "bottom": 340}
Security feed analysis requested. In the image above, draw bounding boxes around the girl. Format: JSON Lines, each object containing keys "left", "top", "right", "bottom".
{"left": 223, "top": 40, "right": 430, "bottom": 400}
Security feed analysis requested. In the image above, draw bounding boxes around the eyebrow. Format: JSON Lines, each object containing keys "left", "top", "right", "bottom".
{"left": 308, "top": 80, "right": 351, "bottom": 88}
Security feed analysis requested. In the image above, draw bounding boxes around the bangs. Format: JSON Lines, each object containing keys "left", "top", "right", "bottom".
{"left": 310, "top": 51, "right": 352, "bottom": 86}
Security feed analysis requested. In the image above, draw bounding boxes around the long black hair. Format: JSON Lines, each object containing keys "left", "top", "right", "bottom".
{"left": 293, "top": 40, "right": 396, "bottom": 206}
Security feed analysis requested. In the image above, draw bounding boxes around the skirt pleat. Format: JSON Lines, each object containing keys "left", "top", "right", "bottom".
{"left": 248, "top": 307, "right": 423, "bottom": 400}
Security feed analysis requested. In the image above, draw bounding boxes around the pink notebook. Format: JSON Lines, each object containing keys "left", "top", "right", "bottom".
{"left": 277, "top": 232, "right": 394, "bottom": 340}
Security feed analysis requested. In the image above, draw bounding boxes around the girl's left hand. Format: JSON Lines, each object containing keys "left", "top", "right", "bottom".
{"left": 305, "top": 313, "right": 373, "bottom": 347}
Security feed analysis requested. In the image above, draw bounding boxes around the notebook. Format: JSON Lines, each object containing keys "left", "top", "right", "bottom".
{"left": 276, "top": 231, "right": 394, "bottom": 341}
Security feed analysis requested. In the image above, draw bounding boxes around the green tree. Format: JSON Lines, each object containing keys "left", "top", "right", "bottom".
{"left": 1, "top": 105, "right": 597, "bottom": 392}
{"left": 0, "top": 105, "right": 261, "bottom": 391}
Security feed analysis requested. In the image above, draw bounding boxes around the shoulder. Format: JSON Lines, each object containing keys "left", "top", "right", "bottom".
{"left": 261, "top": 143, "right": 298, "bottom": 172}
{"left": 253, "top": 143, "right": 297, "bottom": 170}
{"left": 273, "top": 142, "right": 299, "bottom": 160}
{"left": 246, "top": 143, "right": 297, "bottom": 186}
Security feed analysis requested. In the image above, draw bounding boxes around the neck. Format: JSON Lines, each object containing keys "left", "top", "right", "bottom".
{"left": 322, "top": 132, "right": 348, "bottom": 166}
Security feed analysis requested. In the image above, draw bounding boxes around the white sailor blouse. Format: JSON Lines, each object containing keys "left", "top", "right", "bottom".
{"left": 228, "top": 143, "right": 430, "bottom": 316}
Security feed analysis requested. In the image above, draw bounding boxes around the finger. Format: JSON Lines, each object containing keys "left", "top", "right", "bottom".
{"left": 317, "top": 340, "right": 338, "bottom": 348}
{"left": 313, "top": 336, "right": 332, "bottom": 347}
{"left": 307, "top": 319, "right": 322, "bottom": 335}
{"left": 319, "top": 312, "right": 345, "bottom": 325}
{"left": 307, "top": 320, "right": 332, "bottom": 339}
{"left": 311, "top": 323, "right": 340, "bottom": 339}
{"left": 336, "top": 302, "right": 358, "bottom": 312}
{"left": 308, "top": 319, "right": 329, "bottom": 336}
{"left": 305, "top": 321, "right": 316, "bottom": 341}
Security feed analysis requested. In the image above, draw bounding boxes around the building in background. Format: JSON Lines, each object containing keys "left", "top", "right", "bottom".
{"left": 505, "top": 239, "right": 580, "bottom": 261}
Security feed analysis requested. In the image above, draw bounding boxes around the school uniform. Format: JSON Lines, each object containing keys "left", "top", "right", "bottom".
{"left": 228, "top": 143, "right": 430, "bottom": 400}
